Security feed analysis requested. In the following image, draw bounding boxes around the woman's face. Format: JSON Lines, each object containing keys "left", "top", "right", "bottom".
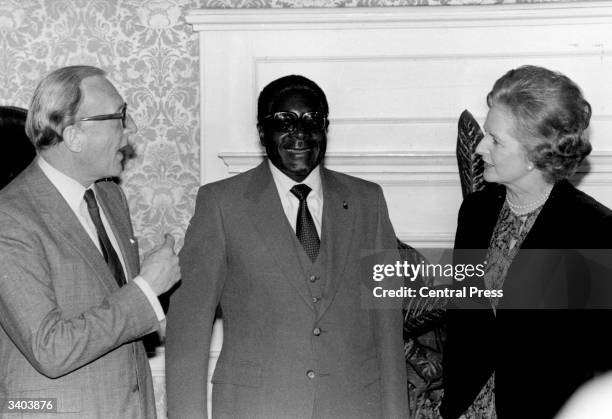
{"left": 477, "top": 103, "right": 534, "bottom": 188}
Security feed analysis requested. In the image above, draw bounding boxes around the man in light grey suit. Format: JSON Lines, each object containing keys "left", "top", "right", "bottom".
{"left": 0, "top": 65, "right": 180, "bottom": 418}
{"left": 166, "top": 75, "right": 408, "bottom": 418}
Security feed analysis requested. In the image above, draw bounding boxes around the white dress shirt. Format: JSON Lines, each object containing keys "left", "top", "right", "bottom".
{"left": 37, "top": 157, "right": 165, "bottom": 322}
{"left": 269, "top": 163, "right": 323, "bottom": 237}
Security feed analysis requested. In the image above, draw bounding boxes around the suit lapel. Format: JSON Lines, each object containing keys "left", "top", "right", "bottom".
{"left": 520, "top": 181, "right": 568, "bottom": 249}
{"left": 23, "top": 163, "right": 118, "bottom": 293}
{"left": 245, "top": 162, "right": 316, "bottom": 311}
{"left": 499, "top": 181, "right": 568, "bottom": 308}
{"left": 317, "top": 168, "right": 356, "bottom": 319}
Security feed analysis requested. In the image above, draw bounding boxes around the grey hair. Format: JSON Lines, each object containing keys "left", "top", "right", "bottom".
{"left": 25, "top": 65, "right": 106, "bottom": 150}
{"left": 487, "top": 65, "right": 592, "bottom": 183}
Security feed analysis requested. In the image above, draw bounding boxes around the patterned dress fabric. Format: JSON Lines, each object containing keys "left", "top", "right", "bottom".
{"left": 466, "top": 200, "right": 545, "bottom": 418}
{"left": 484, "top": 202, "right": 543, "bottom": 311}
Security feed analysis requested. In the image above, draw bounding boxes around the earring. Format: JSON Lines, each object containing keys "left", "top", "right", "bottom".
{"left": 527, "top": 163, "right": 534, "bottom": 171}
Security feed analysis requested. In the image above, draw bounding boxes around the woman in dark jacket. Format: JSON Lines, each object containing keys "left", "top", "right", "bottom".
{"left": 441, "top": 65, "right": 612, "bottom": 419}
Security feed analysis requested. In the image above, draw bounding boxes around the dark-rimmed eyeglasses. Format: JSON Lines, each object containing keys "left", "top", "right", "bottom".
{"left": 263, "top": 111, "right": 327, "bottom": 133}
{"left": 78, "top": 102, "right": 128, "bottom": 129}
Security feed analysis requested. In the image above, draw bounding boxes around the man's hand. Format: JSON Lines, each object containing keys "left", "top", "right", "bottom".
{"left": 140, "top": 234, "right": 180, "bottom": 296}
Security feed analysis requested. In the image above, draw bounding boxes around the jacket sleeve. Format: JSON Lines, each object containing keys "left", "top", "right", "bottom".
{"left": 166, "top": 185, "right": 227, "bottom": 419}
{"left": 0, "top": 211, "right": 158, "bottom": 379}
{"left": 372, "top": 185, "right": 410, "bottom": 418}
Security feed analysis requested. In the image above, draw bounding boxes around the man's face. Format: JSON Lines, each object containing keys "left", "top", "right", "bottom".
{"left": 259, "top": 90, "right": 327, "bottom": 182}
{"left": 72, "top": 76, "right": 136, "bottom": 184}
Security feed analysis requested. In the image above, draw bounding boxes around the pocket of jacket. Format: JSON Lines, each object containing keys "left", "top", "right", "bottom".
{"left": 211, "top": 361, "right": 262, "bottom": 388}
{"left": 338, "top": 356, "right": 381, "bottom": 398}
{"left": 359, "top": 356, "right": 381, "bottom": 387}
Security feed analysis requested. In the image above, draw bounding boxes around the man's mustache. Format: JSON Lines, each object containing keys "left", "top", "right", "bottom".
{"left": 119, "top": 144, "right": 136, "bottom": 172}
{"left": 119, "top": 144, "right": 136, "bottom": 161}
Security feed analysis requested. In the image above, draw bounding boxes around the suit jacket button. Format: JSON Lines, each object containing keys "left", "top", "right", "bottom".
{"left": 307, "top": 370, "right": 316, "bottom": 379}
{"left": 312, "top": 297, "right": 320, "bottom": 303}
{"left": 309, "top": 275, "right": 318, "bottom": 282}
{"left": 313, "top": 327, "right": 321, "bottom": 336}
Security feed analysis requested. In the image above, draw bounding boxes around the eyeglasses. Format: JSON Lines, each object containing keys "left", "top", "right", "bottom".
{"left": 263, "top": 111, "right": 327, "bottom": 133}
{"left": 78, "top": 103, "right": 128, "bottom": 128}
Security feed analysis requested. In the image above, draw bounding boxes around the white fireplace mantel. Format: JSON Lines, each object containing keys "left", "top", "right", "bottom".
{"left": 186, "top": 3, "right": 612, "bottom": 31}
{"left": 185, "top": 1, "right": 612, "bottom": 243}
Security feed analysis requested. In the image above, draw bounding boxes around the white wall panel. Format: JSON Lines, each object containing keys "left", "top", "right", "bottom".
{"left": 188, "top": 3, "right": 612, "bottom": 248}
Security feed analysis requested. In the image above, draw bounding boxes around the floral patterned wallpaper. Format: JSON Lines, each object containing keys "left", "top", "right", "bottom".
{"left": 0, "top": 0, "right": 201, "bottom": 253}
{"left": 0, "top": 0, "right": 576, "bottom": 252}
{"left": 207, "top": 0, "right": 577, "bottom": 6}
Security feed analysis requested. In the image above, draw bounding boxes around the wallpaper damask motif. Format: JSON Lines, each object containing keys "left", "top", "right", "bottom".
{"left": 0, "top": 0, "right": 201, "bottom": 253}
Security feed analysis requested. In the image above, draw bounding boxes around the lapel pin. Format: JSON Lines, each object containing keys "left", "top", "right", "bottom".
{"left": 342, "top": 201, "right": 348, "bottom": 210}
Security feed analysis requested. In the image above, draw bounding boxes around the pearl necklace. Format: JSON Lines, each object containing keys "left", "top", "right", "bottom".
{"left": 506, "top": 185, "right": 553, "bottom": 216}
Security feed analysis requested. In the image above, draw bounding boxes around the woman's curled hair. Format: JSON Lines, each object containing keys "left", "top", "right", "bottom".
{"left": 487, "top": 65, "right": 592, "bottom": 182}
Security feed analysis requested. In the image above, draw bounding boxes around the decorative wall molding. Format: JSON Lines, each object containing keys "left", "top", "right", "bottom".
{"left": 191, "top": 1, "right": 612, "bottom": 188}
{"left": 331, "top": 117, "right": 460, "bottom": 125}
{"left": 255, "top": 49, "right": 612, "bottom": 66}
{"left": 397, "top": 232, "right": 455, "bottom": 248}
{"left": 186, "top": 2, "right": 612, "bottom": 31}
{"left": 219, "top": 151, "right": 456, "bottom": 185}
{"left": 331, "top": 114, "right": 612, "bottom": 126}
{"left": 218, "top": 151, "right": 612, "bottom": 186}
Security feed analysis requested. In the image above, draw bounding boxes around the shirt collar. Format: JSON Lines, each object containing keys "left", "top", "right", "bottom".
{"left": 269, "top": 162, "right": 323, "bottom": 201}
{"left": 37, "top": 156, "right": 93, "bottom": 214}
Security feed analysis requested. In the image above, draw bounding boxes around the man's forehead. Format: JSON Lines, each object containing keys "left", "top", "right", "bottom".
{"left": 79, "top": 75, "right": 123, "bottom": 113}
{"left": 271, "top": 90, "right": 322, "bottom": 111}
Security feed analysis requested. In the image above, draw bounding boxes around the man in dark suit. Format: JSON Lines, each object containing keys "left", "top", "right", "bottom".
{"left": 166, "top": 75, "right": 408, "bottom": 418}
{"left": 0, "top": 65, "right": 180, "bottom": 418}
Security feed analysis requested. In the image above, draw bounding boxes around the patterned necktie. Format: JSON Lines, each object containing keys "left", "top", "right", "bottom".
{"left": 84, "top": 189, "right": 126, "bottom": 287}
{"left": 290, "top": 184, "right": 320, "bottom": 262}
